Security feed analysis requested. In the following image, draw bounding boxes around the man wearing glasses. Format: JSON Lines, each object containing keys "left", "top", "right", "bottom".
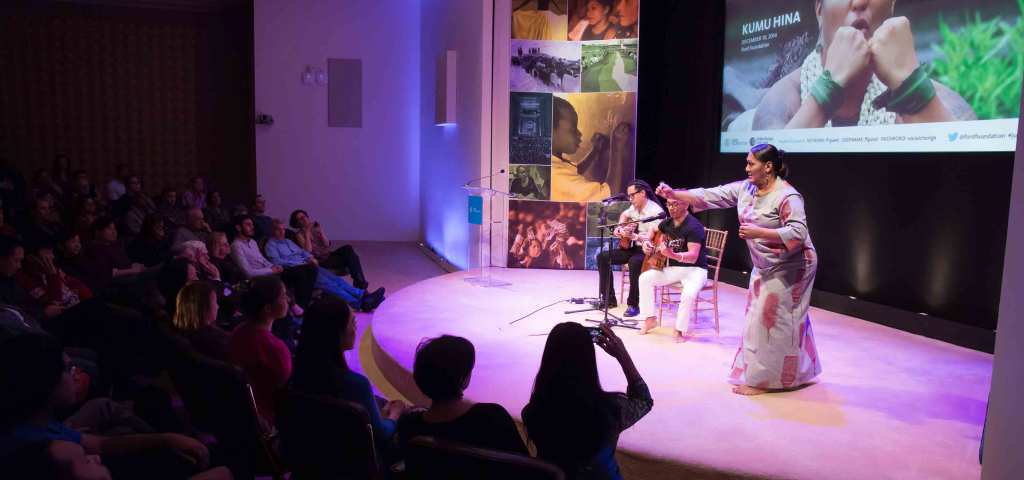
{"left": 596, "top": 180, "right": 665, "bottom": 317}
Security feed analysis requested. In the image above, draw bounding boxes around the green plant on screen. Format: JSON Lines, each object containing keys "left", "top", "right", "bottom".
{"left": 931, "top": 0, "right": 1023, "bottom": 120}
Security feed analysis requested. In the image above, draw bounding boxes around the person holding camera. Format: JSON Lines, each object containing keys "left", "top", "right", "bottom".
{"left": 523, "top": 322, "right": 652, "bottom": 479}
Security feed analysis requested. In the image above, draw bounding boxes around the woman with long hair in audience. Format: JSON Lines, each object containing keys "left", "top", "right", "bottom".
{"left": 228, "top": 275, "right": 292, "bottom": 425}
{"left": 290, "top": 296, "right": 408, "bottom": 450}
{"left": 288, "top": 209, "right": 369, "bottom": 290}
{"left": 523, "top": 322, "right": 652, "bottom": 479}
{"left": 127, "top": 214, "right": 172, "bottom": 268}
{"left": 171, "top": 281, "right": 228, "bottom": 361}
{"left": 397, "top": 335, "right": 527, "bottom": 454}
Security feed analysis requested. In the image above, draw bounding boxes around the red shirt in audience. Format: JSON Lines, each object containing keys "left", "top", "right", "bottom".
{"left": 228, "top": 322, "right": 292, "bottom": 424}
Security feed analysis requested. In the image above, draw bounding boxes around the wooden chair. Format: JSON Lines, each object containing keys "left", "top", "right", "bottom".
{"left": 405, "top": 435, "right": 564, "bottom": 480}
{"left": 657, "top": 228, "right": 728, "bottom": 335}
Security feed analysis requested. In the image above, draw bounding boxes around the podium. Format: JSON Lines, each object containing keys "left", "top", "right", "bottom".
{"left": 462, "top": 185, "right": 513, "bottom": 287}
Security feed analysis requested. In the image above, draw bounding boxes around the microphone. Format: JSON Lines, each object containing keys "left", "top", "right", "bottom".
{"left": 637, "top": 212, "right": 668, "bottom": 223}
{"left": 463, "top": 169, "right": 506, "bottom": 187}
{"left": 602, "top": 193, "right": 628, "bottom": 202}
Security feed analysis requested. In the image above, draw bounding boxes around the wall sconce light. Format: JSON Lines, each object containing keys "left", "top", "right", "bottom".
{"left": 301, "top": 66, "right": 328, "bottom": 87}
{"left": 435, "top": 50, "right": 456, "bottom": 125}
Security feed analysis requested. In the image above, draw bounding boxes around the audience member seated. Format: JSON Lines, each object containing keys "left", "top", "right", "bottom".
{"left": 31, "top": 168, "right": 66, "bottom": 212}
{"left": 120, "top": 188, "right": 156, "bottom": 238}
{"left": 56, "top": 231, "right": 88, "bottom": 283}
{"left": 181, "top": 176, "right": 207, "bottom": 210}
{"left": 398, "top": 335, "right": 528, "bottom": 455}
{"left": 173, "top": 208, "right": 212, "bottom": 247}
{"left": 171, "top": 281, "right": 228, "bottom": 361}
{"left": 66, "top": 170, "right": 98, "bottom": 210}
{"left": 203, "top": 191, "right": 230, "bottom": 233}
{"left": 21, "top": 196, "right": 63, "bottom": 249}
{"left": 80, "top": 217, "right": 145, "bottom": 294}
{"left": 72, "top": 200, "right": 100, "bottom": 239}
{"left": 16, "top": 243, "right": 93, "bottom": 313}
{"left": 156, "top": 188, "right": 184, "bottom": 229}
{"left": 290, "top": 297, "right": 408, "bottom": 450}
{"left": 113, "top": 175, "right": 156, "bottom": 219}
{"left": 158, "top": 258, "right": 198, "bottom": 316}
{"left": 2, "top": 236, "right": 166, "bottom": 394}
{"left": 264, "top": 219, "right": 385, "bottom": 312}
{"left": 105, "top": 163, "right": 129, "bottom": 203}
{"left": 228, "top": 275, "right": 292, "bottom": 425}
{"left": 230, "top": 215, "right": 316, "bottom": 308}
{"left": 0, "top": 334, "right": 224, "bottom": 480}
{"left": 290, "top": 209, "right": 369, "bottom": 289}
{"left": 522, "top": 323, "right": 653, "bottom": 479}
{"left": 127, "top": 214, "right": 172, "bottom": 268}
{"left": 173, "top": 241, "right": 222, "bottom": 282}
{"left": 248, "top": 195, "right": 272, "bottom": 241}
{"left": 206, "top": 232, "right": 243, "bottom": 285}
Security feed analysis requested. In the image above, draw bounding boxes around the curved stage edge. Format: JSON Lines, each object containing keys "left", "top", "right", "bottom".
{"left": 367, "top": 268, "right": 989, "bottom": 480}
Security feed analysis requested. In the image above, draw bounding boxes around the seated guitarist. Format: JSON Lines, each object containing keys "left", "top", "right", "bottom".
{"left": 638, "top": 198, "right": 708, "bottom": 341}
{"left": 597, "top": 180, "right": 665, "bottom": 317}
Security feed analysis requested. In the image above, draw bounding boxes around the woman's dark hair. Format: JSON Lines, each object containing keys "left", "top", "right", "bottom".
{"left": 413, "top": 335, "right": 476, "bottom": 403}
{"left": 0, "top": 334, "right": 65, "bottom": 428}
{"left": 90, "top": 216, "right": 117, "bottom": 237}
{"left": 750, "top": 143, "right": 789, "bottom": 179}
{"left": 523, "top": 322, "right": 615, "bottom": 468}
{"left": 158, "top": 258, "right": 193, "bottom": 312}
{"left": 240, "top": 275, "right": 285, "bottom": 318}
{"left": 291, "top": 297, "right": 353, "bottom": 393}
{"left": 288, "top": 209, "right": 309, "bottom": 229}
{"left": 590, "top": 0, "right": 614, "bottom": 15}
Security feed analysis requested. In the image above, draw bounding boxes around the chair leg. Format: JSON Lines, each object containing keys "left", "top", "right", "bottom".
{"left": 619, "top": 267, "right": 627, "bottom": 305}
{"left": 713, "top": 287, "right": 720, "bottom": 336}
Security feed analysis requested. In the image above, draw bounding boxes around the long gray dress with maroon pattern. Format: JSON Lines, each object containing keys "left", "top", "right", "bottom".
{"left": 690, "top": 180, "right": 822, "bottom": 389}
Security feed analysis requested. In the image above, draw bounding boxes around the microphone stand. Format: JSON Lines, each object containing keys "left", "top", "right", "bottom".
{"left": 564, "top": 201, "right": 641, "bottom": 329}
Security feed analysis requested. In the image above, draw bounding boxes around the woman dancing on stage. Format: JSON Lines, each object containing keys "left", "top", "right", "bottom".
{"left": 655, "top": 143, "right": 821, "bottom": 395}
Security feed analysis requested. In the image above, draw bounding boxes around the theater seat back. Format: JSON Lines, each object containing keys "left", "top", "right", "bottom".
{"left": 406, "top": 435, "right": 564, "bottom": 480}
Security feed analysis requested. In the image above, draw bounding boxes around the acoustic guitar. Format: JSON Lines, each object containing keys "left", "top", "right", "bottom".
{"left": 641, "top": 230, "right": 684, "bottom": 272}
{"left": 616, "top": 218, "right": 638, "bottom": 250}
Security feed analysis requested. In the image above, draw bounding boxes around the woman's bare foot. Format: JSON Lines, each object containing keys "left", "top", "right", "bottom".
{"left": 673, "top": 330, "right": 690, "bottom": 343}
{"left": 732, "top": 385, "right": 768, "bottom": 396}
{"left": 638, "top": 317, "right": 657, "bottom": 335}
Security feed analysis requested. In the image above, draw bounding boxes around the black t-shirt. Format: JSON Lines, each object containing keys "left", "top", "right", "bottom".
{"left": 657, "top": 215, "right": 707, "bottom": 269}
{"left": 397, "top": 403, "right": 528, "bottom": 455}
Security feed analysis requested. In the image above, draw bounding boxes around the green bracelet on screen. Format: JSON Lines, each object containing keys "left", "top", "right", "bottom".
{"left": 810, "top": 70, "right": 845, "bottom": 117}
{"left": 872, "top": 64, "right": 936, "bottom": 114}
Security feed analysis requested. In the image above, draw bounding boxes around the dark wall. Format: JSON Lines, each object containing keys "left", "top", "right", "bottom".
{"left": 0, "top": 3, "right": 255, "bottom": 204}
{"left": 636, "top": 2, "right": 1013, "bottom": 331}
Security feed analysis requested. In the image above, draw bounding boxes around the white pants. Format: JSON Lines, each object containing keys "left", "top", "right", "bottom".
{"left": 638, "top": 266, "right": 707, "bottom": 333}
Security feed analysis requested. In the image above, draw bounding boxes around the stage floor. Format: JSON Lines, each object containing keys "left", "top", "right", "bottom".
{"left": 367, "top": 267, "right": 990, "bottom": 480}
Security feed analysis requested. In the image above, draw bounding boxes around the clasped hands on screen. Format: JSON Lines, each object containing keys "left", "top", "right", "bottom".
{"left": 824, "top": 16, "right": 919, "bottom": 91}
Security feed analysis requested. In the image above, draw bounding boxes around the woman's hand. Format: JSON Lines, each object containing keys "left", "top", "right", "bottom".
{"left": 160, "top": 433, "right": 210, "bottom": 470}
{"left": 738, "top": 223, "right": 769, "bottom": 240}
{"left": 382, "top": 399, "right": 409, "bottom": 421}
{"left": 655, "top": 182, "right": 675, "bottom": 199}
{"left": 595, "top": 324, "right": 629, "bottom": 361}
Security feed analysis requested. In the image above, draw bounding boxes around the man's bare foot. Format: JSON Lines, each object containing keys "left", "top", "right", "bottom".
{"left": 638, "top": 317, "right": 657, "bottom": 335}
{"left": 732, "top": 385, "right": 768, "bottom": 396}
{"left": 674, "top": 331, "right": 690, "bottom": 343}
